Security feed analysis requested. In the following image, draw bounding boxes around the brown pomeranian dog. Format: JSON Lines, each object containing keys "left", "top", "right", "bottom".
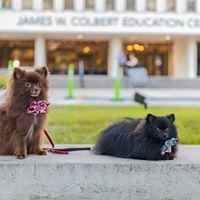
{"left": 0, "top": 66, "right": 49, "bottom": 159}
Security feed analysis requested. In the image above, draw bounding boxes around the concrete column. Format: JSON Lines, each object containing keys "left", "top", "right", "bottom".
{"left": 33, "top": 0, "right": 43, "bottom": 10}
{"left": 187, "top": 38, "right": 197, "bottom": 79}
{"left": 176, "top": 0, "right": 187, "bottom": 13}
{"left": 173, "top": 39, "right": 188, "bottom": 78}
{"left": 108, "top": 37, "right": 122, "bottom": 78}
{"left": 12, "top": 0, "right": 22, "bottom": 10}
{"left": 173, "top": 38, "right": 197, "bottom": 78}
{"left": 156, "top": 0, "right": 166, "bottom": 12}
{"left": 136, "top": 0, "right": 145, "bottom": 12}
{"left": 197, "top": 0, "right": 200, "bottom": 13}
{"left": 34, "top": 36, "right": 46, "bottom": 67}
{"left": 115, "top": 0, "right": 126, "bottom": 12}
{"left": 74, "top": 0, "right": 84, "bottom": 11}
{"left": 54, "top": 0, "right": 64, "bottom": 11}
{"left": 95, "top": 0, "right": 105, "bottom": 11}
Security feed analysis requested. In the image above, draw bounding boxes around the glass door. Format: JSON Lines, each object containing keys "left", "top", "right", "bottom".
{"left": 124, "top": 43, "right": 171, "bottom": 76}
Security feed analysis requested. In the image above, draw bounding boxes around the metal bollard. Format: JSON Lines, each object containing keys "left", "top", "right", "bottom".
{"left": 67, "top": 64, "right": 75, "bottom": 99}
{"left": 114, "top": 68, "right": 122, "bottom": 101}
{"left": 8, "top": 60, "right": 13, "bottom": 74}
{"left": 78, "top": 60, "right": 85, "bottom": 88}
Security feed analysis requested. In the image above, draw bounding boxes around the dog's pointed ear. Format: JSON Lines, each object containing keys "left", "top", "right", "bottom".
{"left": 167, "top": 113, "right": 175, "bottom": 123}
{"left": 13, "top": 67, "right": 25, "bottom": 80}
{"left": 35, "top": 66, "right": 49, "bottom": 78}
{"left": 146, "top": 114, "right": 156, "bottom": 123}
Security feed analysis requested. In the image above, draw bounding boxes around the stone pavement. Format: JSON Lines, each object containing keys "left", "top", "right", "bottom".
{"left": 0, "top": 145, "right": 199, "bottom": 200}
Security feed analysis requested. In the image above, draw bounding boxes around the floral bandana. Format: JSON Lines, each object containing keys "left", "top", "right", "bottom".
{"left": 27, "top": 100, "right": 50, "bottom": 116}
{"left": 161, "top": 137, "right": 178, "bottom": 155}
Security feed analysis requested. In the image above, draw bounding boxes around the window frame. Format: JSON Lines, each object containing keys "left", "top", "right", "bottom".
{"left": 187, "top": 0, "right": 196, "bottom": 12}
{"left": 105, "top": 0, "right": 115, "bottom": 11}
{"left": 146, "top": 0, "right": 156, "bottom": 12}
{"left": 64, "top": 0, "right": 74, "bottom": 10}
{"left": 23, "top": 0, "right": 33, "bottom": 10}
{"left": 43, "top": 0, "right": 53, "bottom": 10}
{"left": 2, "top": 0, "right": 12, "bottom": 9}
{"left": 126, "top": 0, "right": 136, "bottom": 11}
{"left": 85, "top": 0, "right": 95, "bottom": 11}
{"left": 166, "top": 0, "right": 176, "bottom": 12}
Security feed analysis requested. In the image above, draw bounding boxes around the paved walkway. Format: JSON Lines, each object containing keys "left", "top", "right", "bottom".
{"left": 0, "top": 88, "right": 200, "bottom": 106}
{"left": 49, "top": 88, "right": 200, "bottom": 106}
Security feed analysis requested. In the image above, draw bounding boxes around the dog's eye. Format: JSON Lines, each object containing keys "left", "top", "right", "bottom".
{"left": 25, "top": 82, "right": 31, "bottom": 87}
{"left": 37, "top": 82, "right": 41, "bottom": 87}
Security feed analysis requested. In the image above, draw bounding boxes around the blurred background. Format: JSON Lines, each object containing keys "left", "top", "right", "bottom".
{"left": 0, "top": 0, "right": 200, "bottom": 144}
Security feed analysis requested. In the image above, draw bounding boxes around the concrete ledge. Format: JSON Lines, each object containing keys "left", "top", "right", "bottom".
{"left": 50, "top": 75, "right": 200, "bottom": 88}
{"left": 0, "top": 145, "right": 200, "bottom": 200}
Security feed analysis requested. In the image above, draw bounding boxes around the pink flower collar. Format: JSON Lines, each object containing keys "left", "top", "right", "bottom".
{"left": 27, "top": 100, "right": 50, "bottom": 116}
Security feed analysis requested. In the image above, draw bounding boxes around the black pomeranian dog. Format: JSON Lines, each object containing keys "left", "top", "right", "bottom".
{"left": 94, "top": 114, "right": 178, "bottom": 160}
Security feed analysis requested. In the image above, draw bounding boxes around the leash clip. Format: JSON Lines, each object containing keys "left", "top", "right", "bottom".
{"left": 43, "top": 130, "right": 69, "bottom": 155}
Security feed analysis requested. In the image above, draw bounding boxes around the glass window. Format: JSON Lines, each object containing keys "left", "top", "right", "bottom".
{"left": 146, "top": 0, "right": 156, "bottom": 11}
{"left": 0, "top": 40, "right": 34, "bottom": 68}
{"left": 187, "top": 0, "right": 196, "bottom": 12}
{"left": 86, "top": 0, "right": 95, "bottom": 10}
{"left": 23, "top": 0, "right": 32, "bottom": 9}
{"left": 106, "top": 0, "right": 115, "bottom": 10}
{"left": 2, "top": 0, "right": 11, "bottom": 9}
{"left": 43, "top": 0, "right": 53, "bottom": 10}
{"left": 166, "top": 0, "right": 175, "bottom": 11}
{"left": 126, "top": 0, "right": 135, "bottom": 11}
{"left": 64, "top": 0, "right": 73, "bottom": 10}
{"left": 123, "top": 42, "right": 172, "bottom": 76}
{"left": 47, "top": 41, "right": 108, "bottom": 75}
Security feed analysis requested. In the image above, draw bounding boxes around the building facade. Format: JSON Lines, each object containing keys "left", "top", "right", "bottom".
{"left": 0, "top": 0, "right": 200, "bottom": 78}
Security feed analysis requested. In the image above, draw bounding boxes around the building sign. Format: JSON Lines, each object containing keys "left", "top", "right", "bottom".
{"left": 1, "top": 12, "right": 200, "bottom": 34}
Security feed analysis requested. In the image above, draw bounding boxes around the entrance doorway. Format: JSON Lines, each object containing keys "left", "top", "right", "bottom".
{"left": 0, "top": 40, "right": 34, "bottom": 68}
{"left": 47, "top": 40, "right": 108, "bottom": 74}
{"left": 123, "top": 42, "right": 172, "bottom": 76}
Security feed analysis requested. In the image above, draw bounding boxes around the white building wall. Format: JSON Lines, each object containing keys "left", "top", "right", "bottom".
{"left": 0, "top": 0, "right": 199, "bottom": 78}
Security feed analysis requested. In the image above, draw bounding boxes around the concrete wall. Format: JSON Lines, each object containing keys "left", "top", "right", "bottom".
{"left": 0, "top": 145, "right": 199, "bottom": 200}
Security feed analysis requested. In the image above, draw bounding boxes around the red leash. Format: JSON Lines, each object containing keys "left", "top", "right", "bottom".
{"left": 28, "top": 102, "right": 89, "bottom": 154}
{"left": 43, "top": 130, "right": 69, "bottom": 155}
